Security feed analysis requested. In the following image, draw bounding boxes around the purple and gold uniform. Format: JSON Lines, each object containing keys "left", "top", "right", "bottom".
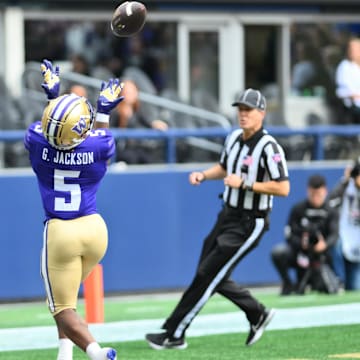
{"left": 24, "top": 121, "right": 115, "bottom": 315}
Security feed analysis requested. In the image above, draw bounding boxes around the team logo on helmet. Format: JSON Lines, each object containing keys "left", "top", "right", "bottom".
{"left": 41, "top": 94, "right": 95, "bottom": 150}
{"left": 72, "top": 116, "right": 89, "bottom": 136}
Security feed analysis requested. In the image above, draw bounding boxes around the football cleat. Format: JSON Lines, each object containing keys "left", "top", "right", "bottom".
{"left": 246, "top": 308, "right": 275, "bottom": 346}
{"left": 145, "top": 332, "right": 187, "bottom": 350}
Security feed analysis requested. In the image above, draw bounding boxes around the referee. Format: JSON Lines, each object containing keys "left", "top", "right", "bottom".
{"left": 146, "top": 88, "right": 290, "bottom": 350}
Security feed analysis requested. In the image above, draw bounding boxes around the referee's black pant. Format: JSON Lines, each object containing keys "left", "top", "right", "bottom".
{"left": 162, "top": 206, "right": 269, "bottom": 339}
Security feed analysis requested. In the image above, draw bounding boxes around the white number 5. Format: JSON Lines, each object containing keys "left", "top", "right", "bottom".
{"left": 54, "top": 169, "right": 81, "bottom": 211}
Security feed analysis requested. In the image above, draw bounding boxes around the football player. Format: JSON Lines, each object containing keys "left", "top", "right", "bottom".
{"left": 24, "top": 59, "right": 124, "bottom": 360}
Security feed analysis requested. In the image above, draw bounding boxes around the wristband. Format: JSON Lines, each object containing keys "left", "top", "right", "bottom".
{"left": 96, "top": 113, "right": 110, "bottom": 123}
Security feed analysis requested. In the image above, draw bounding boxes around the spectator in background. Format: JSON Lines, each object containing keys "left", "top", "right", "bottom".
{"left": 319, "top": 45, "right": 344, "bottom": 124}
{"left": 65, "top": 22, "right": 94, "bottom": 61}
{"left": 68, "top": 84, "right": 88, "bottom": 98}
{"left": 91, "top": 55, "right": 117, "bottom": 82}
{"left": 63, "top": 83, "right": 95, "bottom": 106}
{"left": 335, "top": 37, "right": 360, "bottom": 124}
{"left": 65, "top": 22, "right": 113, "bottom": 67}
{"left": 110, "top": 79, "right": 168, "bottom": 164}
{"left": 329, "top": 159, "right": 360, "bottom": 290}
{"left": 271, "top": 174, "right": 339, "bottom": 295}
{"left": 70, "top": 53, "right": 91, "bottom": 76}
{"left": 61, "top": 54, "right": 94, "bottom": 102}
{"left": 291, "top": 41, "right": 319, "bottom": 95}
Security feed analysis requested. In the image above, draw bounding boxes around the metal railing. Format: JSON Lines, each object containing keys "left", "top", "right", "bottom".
{"left": 3, "top": 62, "right": 359, "bottom": 165}
{"left": 2, "top": 125, "right": 360, "bottom": 164}
{"left": 23, "top": 62, "right": 231, "bottom": 126}
{"left": 22, "top": 62, "right": 232, "bottom": 155}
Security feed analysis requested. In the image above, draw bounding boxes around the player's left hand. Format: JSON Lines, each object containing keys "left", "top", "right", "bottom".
{"left": 96, "top": 78, "right": 124, "bottom": 115}
{"left": 40, "top": 59, "right": 60, "bottom": 100}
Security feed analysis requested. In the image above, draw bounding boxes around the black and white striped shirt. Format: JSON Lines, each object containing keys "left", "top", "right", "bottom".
{"left": 219, "top": 127, "right": 288, "bottom": 212}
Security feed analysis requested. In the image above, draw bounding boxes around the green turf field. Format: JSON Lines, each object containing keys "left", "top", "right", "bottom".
{"left": 0, "top": 289, "right": 360, "bottom": 359}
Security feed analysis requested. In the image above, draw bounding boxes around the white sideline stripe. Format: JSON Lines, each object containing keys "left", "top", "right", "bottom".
{"left": 0, "top": 303, "right": 359, "bottom": 351}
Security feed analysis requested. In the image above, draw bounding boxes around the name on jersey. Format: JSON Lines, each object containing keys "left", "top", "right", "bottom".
{"left": 42, "top": 148, "right": 94, "bottom": 165}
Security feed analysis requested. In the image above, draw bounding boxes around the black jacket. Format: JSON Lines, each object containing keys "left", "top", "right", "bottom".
{"left": 285, "top": 199, "right": 339, "bottom": 253}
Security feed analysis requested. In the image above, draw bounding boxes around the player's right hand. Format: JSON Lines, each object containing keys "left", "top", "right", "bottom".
{"left": 96, "top": 78, "right": 124, "bottom": 115}
{"left": 40, "top": 59, "right": 60, "bottom": 100}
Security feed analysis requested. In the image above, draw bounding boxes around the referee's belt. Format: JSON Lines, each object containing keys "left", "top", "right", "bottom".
{"left": 224, "top": 204, "right": 269, "bottom": 218}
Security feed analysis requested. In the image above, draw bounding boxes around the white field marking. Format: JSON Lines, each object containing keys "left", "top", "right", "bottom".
{"left": 0, "top": 303, "right": 360, "bottom": 352}
{"left": 123, "top": 300, "right": 233, "bottom": 315}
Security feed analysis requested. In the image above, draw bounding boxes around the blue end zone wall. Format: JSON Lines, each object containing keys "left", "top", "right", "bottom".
{"left": 0, "top": 164, "right": 344, "bottom": 300}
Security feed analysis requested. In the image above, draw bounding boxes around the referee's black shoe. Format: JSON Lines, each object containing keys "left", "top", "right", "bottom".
{"left": 145, "top": 332, "right": 188, "bottom": 350}
{"left": 246, "top": 308, "right": 275, "bottom": 346}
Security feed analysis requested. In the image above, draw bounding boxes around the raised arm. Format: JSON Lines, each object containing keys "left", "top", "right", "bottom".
{"left": 95, "top": 79, "right": 124, "bottom": 129}
{"left": 40, "top": 59, "right": 60, "bottom": 100}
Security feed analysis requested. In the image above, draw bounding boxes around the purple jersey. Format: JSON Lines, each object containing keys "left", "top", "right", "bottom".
{"left": 24, "top": 121, "right": 115, "bottom": 220}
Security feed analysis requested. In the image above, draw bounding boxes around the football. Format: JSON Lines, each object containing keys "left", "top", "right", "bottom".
{"left": 111, "top": 1, "right": 147, "bottom": 37}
